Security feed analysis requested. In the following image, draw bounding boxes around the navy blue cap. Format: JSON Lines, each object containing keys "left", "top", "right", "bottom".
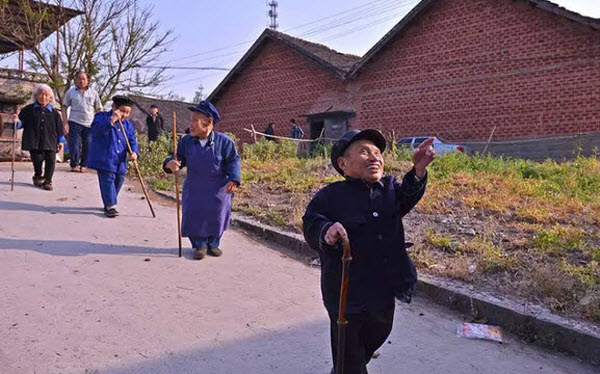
{"left": 188, "top": 100, "right": 221, "bottom": 124}
{"left": 112, "top": 95, "right": 135, "bottom": 107}
{"left": 331, "top": 129, "right": 387, "bottom": 175}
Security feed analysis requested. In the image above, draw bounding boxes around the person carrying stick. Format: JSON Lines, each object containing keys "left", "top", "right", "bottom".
{"left": 87, "top": 95, "right": 139, "bottom": 218}
{"left": 172, "top": 112, "right": 182, "bottom": 257}
{"left": 303, "top": 129, "right": 435, "bottom": 374}
{"left": 163, "top": 101, "right": 241, "bottom": 260}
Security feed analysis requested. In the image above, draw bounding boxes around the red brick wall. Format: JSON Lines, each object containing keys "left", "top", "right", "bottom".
{"left": 213, "top": 39, "right": 347, "bottom": 143}
{"left": 354, "top": 0, "right": 600, "bottom": 141}
{"left": 213, "top": 0, "right": 600, "bottom": 143}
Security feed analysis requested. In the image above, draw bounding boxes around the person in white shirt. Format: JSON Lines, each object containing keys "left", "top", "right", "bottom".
{"left": 62, "top": 71, "right": 103, "bottom": 173}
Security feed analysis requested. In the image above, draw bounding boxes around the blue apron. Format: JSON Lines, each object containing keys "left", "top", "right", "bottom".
{"left": 181, "top": 141, "right": 232, "bottom": 238}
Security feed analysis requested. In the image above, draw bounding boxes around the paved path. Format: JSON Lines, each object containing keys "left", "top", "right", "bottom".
{"left": 0, "top": 163, "right": 596, "bottom": 374}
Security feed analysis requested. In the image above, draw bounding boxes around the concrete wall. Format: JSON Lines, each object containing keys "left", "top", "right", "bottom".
{"left": 461, "top": 132, "right": 600, "bottom": 160}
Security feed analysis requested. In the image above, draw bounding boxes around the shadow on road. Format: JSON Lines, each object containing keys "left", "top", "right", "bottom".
{"left": 0, "top": 200, "right": 103, "bottom": 216}
{"left": 0, "top": 237, "right": 180, "bottom": 257}
{"left": 66, "top": 320, "right": 331, "bottom": 374}
{"left": 0, "top": 181, "right": 39, "bottom": 190}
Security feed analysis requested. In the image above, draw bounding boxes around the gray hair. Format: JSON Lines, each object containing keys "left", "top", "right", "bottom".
{"left": 30, "top": 84, "right": 55, "bottom": 104}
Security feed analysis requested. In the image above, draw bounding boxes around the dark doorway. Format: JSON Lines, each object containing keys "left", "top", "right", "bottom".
{"left": 310, "top": 120, "right": 324, "bottom": 140}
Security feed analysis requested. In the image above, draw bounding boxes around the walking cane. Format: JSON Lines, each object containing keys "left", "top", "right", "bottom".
{"left": 10, "top": 115, "right": 17, "bottom": 191}
{"left": 172, "top": 112, "right": 182, "bottom": 257}
{"left": 336, "top": 235, "right": 353, "bottom": 374}
{"left": 117, "top": 119, "right": 156, "bottom": 218}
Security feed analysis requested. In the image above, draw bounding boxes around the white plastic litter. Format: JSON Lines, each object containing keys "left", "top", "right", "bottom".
{"left": 457, "top": 322, "right": 503, "bottom": 342}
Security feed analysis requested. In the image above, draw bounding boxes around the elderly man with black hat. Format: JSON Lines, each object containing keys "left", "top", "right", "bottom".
{"left": 163, "top": 100, "right": 241, "bottom": 260}
{"left": 88, "top": 95, "right": 139, "bottom": 218}
{"left": 303, "top": 129, "right": 435, "bottom": 374}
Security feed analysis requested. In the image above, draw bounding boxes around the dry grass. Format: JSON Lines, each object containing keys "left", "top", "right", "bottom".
{"left": 141, "top": 138, "right": 600, "bottom": 323}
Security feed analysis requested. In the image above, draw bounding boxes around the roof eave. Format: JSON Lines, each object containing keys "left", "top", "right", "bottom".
{"left": 207, "top": 29, "right": 271, "bottom": 102}
{"left": 208, "top": 29, "right": 355, "bottom": 102}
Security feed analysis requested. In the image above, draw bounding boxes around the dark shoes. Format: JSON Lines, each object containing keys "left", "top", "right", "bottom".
{"left": 104, "top": 207, "right": 119, "bottom": 218}
{"left": 208, "top": 247, "right": 223, "bottom": 257}
{"left": 32, "top": 176, "right": 44, "bottom": 187}
{"left": 33, "top": 176, "right": 53, "bottom": 191}
{"left": 194, "top": 246, "right": 208, "bottom": 260}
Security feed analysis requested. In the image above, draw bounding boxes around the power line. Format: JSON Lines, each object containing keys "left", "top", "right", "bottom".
{"left": 138, "top": 53, "right": 600, "bottom": 73}
{"left": 170, "top": 0, "right": 407, "bottom": 64}
{"left": 298, "top": 0, "right": 414, "bottom": 38}
{"left": 318, "top": 8, "right": 412, "bottom": 43}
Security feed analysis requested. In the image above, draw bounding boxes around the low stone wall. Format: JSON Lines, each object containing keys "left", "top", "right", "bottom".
{"left": 460, "top": 132, "right": 600, "bottom": 161}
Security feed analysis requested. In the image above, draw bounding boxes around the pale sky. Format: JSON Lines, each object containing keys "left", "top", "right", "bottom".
{"left": 2, "top": 0, "right": 598, "bottom": 101}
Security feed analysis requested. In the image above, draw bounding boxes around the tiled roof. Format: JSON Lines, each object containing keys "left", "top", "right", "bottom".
{"left": 129, "top": 95, "right": 194, "bottom": 134}
{"left": 268, "top": 30, "right": 360, "bottom": 74}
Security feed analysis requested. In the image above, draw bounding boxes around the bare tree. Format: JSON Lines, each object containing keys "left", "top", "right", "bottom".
{"left": 192, "top": 84, "right": 205, "bottom": 103}
{"left": 165, "top": 90, "right": 186, "bottom": 102}
{"left": 0, "top": 0, "right": 174, "bottom": 103}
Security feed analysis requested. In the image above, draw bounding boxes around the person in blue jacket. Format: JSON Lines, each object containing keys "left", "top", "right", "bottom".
{"left": 87, "top": 95, "right": 139, "bottom": 218}
{"left": 163, "top": 101, "right": 241, "bottom": 260}
{"left": 303, "top": 129, "right": 436, "bottom": 374}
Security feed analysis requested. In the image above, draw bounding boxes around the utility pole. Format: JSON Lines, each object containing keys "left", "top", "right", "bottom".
{"left": 268, "top": 1, "right": 278, "bottom": 30}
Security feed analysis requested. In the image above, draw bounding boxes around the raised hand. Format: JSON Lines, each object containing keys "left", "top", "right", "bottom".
{"left": 110, "top": 110, "right": 124, "bottom": 125}
{"left": 412, "top": 137, "right": 436, "bottom": 178}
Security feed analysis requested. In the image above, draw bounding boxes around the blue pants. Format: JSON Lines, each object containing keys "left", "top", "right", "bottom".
{"left": 69, "top": 121, "right": 91, "bottom": 168}
{"left": 97, "top": 170, "right": 125, "bottom": 207}
{"left": 189, "top": 236, "right": 221, "bottom": 249}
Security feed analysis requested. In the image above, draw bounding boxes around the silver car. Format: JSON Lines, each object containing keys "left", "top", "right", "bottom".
{"left": 397, "top": 136, "right": 465, "bottom": 155}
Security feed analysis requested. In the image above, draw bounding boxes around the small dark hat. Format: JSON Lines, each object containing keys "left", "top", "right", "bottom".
{"left": 150, "top": 104, "right": 158, "bottom": 109}
{"left": 188, "top": 100, "right": 221, "bottom": 124}
{"left": 112, "top": 95, "right": 135, "bottom": 107}
{"left": 330, "top": 129, "right": 387, "bottom": 176}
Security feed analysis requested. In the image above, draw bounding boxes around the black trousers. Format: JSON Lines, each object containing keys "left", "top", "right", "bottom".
{"left": 30, "top": 150, "right": 56, "bottom": 181}
{"left": 329, "top": 303, "right": 395, "bottom": 374}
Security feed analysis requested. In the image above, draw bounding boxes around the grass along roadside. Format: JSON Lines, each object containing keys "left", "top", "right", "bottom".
{"left": 135, "top": 133, "right": 600, "bottom": 324}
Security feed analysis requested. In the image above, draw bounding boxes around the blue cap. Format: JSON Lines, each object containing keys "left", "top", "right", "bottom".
{"left": 331, "top": 129, "right": 387, "bottom": 176}
{"left": 188, "top": 100, "right": 221, "bottom": 124}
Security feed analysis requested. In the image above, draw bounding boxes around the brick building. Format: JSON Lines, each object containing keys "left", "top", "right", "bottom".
{"left": 208, "top": 0, "right": 600, "bottom": 158}
{"left": 128, "top": 95, "right": 194, "bottom": 136}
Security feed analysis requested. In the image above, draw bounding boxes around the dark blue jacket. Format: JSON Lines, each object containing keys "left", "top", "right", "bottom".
{"left": 302, "top": 169, "right": 426, "bottom": 314}
{"left": 88, "top": 111, "right": 139, "bottom": 175}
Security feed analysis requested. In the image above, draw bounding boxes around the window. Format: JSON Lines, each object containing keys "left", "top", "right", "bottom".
{"left": 414, "top": 137, "right": 428, "bottom": 146}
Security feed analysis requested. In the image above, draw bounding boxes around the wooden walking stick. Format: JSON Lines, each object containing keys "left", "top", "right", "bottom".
{"left": 172, "top": 112, "right": 182, "bottom": 257}
{"left": 11, "top": 115, "right": 17, "bottom": 191}
{"left": 117, "top": 119, "right": 156, "bottom": 218}
{"left": 336, "top": 235, "right": 353, "bottom": 374}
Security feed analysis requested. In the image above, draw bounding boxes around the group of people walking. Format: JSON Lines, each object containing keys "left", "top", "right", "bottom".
{"left": 12, "top": 72, "right": 437, "bottom": 373}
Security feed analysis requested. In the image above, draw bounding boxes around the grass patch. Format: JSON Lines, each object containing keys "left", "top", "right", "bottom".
{"left": 151, "top": 178, "right": 172, "bottom": 191}
{"left": 425, "top": 228, "right": 453, "bottom": 252}
{"left": 137, "top": 132, "right": 600, "bottom": 324}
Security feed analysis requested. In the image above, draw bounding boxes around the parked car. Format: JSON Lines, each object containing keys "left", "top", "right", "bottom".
{"left": 397, "top": 136, "right": 464, "bottom": 155}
